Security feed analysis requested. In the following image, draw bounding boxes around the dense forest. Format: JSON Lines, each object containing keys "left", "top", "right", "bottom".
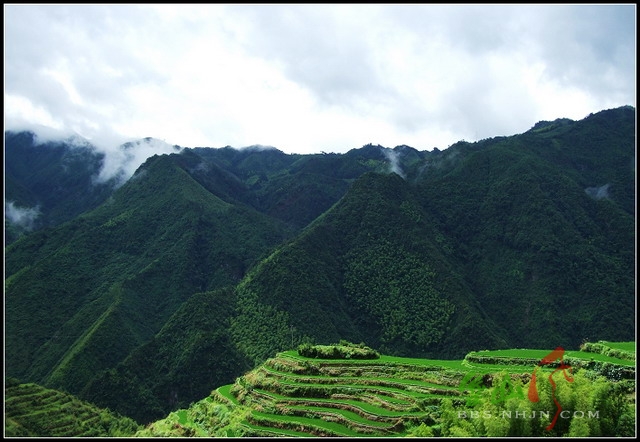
{"left": 4, "top": 105, "right": 636, "bottom": 427}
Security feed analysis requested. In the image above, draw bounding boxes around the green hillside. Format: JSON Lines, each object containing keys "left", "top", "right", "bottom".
{"left": 230, "top": 171, "right": 510, "bottom": 364}
{"left": 228, "top": 127, "right": 634, "bottom": 363}
{"left": 189, "top": 144, "right": 393, "bottom": 228}
{"left": 5, "top": 153, "right": 291, "bottom": 399}
{"left": 413, "top": 109, "right": 635, "bottom": 348}
{"left": 4, "top": 131, "right": 117, "bottom": 243}
{"left": 80, "top": 288, "right": 252, "bottom": 423}
{"left": 136, "top": 341, "right": 635, "bottom": 437}
{"left": 4, "top": 378, "right": 140, "bottom": 437}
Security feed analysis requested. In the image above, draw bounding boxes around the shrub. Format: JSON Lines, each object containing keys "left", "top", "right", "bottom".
{"left": 297, "top": 341, "right": 380, "bottom": 359}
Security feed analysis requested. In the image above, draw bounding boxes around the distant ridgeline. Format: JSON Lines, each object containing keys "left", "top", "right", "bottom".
{"left": 4, "top": 105, "right": 635, "bottom": 425}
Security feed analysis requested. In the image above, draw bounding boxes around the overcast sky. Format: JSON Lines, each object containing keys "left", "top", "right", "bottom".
{"left": 4, "top": 4, "right": 636, "bottom": 156}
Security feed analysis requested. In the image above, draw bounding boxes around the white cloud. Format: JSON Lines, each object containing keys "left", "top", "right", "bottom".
{"left": 5, "top": 201, "right": 41, "bottom": 230}
{"left": 95, "top": 138, "right": 182, "bottom": 186}
{"left": 4, "top": 4, "right": 636, "bottom": 156}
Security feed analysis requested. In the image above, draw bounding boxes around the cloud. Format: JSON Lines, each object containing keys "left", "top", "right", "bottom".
{"left": 5, "top": 201, "right": 41, "bottom": 231}
{"left": 4, "top": 4, "right": 636, "bottom": 156}
{"left": 94, "top": 138, "right": 183, "bottom": 186}
{"left": 382, "top": 148, "right": 406, "bottom": 179}
{"left": 528, "top": 5, "right": 635, "bottom": 99}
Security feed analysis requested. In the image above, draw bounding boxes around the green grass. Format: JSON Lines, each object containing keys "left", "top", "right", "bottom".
{"left": 600, "top": 341, "right": 636, "bottom": 353}
{"left": 280, "top": 350, "right": 468, "bottom": 370}
{"left": 261, "top": 364, "right": 459, "bottom": 391}
{"left": 468, "top": 348, "right": 636, "bottom": 367}
{"left": 254, "top": 389, "right": 425, "bottom": 417}
{"left": 254, "top": 375, "right": 446, "bottom": 403}
{"left": 216, "top": 384, "right": 240, "bottom": 405}
{"left": 567, "top": 350, "right": 635, "bottom": 366}
{"left": 222, "top": 353, "right": 462, "bottom": 436}
{"left": 468, "top": 348, "right": 564, "bottom": 359}
{"left": 281, "top": 350, "right": 539, "bottom": 374}
{"left": 286, "top": 404, "right": 396, "bottom": 428}
{"left": 240, "top": 421, "right": 316, "bottom": 437}
{"left": 176, "top": 410, "right": 189, "bottom": 425}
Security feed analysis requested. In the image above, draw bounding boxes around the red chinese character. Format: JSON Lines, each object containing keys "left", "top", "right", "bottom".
{"left": 528, "top": 347, "right": 574, "bottom": 431}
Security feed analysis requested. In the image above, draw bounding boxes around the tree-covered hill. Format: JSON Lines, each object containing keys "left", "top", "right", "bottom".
{"left": 3, "top": 105, "right": 635, "bottom": 427}
{"left": 229, "top": 170, "right": 511, "bottom": 364}
{"left": 79, "top": 288, "right": 252, "bottom": 424}
{"left": 4, "top": 135, "right": 397, "bottom": 241}
{"left": 227, "top": 113, "right": 635, "bottom": 361}
{"left": 5, "top": 153, "right": 292, "bottom": 401}
{"left": 413, "top": 107, "right": 635, "bottom": 349}
{"left": 3, "top": 138, "right": 400, "bottom": 424}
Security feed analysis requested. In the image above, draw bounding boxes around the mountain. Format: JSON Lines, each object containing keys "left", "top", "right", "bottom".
{"left": 412, "top": 107, "right": 635, "bottom": 348}
{"left": 3, "top": 105, "right": 635, "bottom": 425}
{"left": 5, "top": 152, "right": 293, "bottom": 400}
{"left": 3, "top": 132, "right": 183, "bottom": 244}
{"left": 4, "top": 131, "right": 116, "bottom": 243}
{"left": 4, "top": 133, "right": 403, "bottom": 423}
{"left": 229, "top": 170, "right": 510, "bottom": 365}
{"left": 80, "top": 288, "right": 251, "bottom": 423}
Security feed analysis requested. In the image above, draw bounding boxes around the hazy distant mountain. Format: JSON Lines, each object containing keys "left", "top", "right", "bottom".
{"left": 4, "top": 105, "right": 635, "bottom": 424}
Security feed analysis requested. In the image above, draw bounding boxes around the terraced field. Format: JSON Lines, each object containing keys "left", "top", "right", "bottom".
{"left": 4, "top": 380, "right": 141, "bottom": 437}
{"left": 135, "top": 342, "right": 636, "bottom": 437}
{"left": 224, "top": 352, "right": 541, "bottom": 437}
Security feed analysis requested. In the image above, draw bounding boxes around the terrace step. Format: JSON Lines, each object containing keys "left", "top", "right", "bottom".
{"left": 247, "top": 410, "right": 360, "bottom": 437}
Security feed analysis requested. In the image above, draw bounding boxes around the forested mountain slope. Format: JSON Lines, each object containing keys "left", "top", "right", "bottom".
{"left": 413, "top": 106, "right": 635, "bottom": 348}
{"left": 229, "top": 111, "right": 635, "bottom": 362}
{"left": 5, "top": 153, "right": 292, "bottom": 399}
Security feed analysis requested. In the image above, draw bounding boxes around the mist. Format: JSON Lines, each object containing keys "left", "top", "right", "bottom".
{"left": 585, "top": 183, "right": 611, "bottom": 200}
{"left": 94, "top": 137, "right": 183, "bottom": 186}
{"left": 8, "top": 124, "right": 184, "bottom": 187}
{"left": 382, "top": 148, "right": 406, "bottom": 179}
{"left": 5, "top": 201, "right": 41, "bottom": 231}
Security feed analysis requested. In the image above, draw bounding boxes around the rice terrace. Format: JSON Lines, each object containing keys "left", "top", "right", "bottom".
{"left": 136, "top": 340, "right": 635, "bottom": 437}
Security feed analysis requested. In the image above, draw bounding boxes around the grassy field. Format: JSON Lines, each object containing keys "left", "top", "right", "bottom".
{"left": 599, "top": 341, "right": 636, "bottom": 353}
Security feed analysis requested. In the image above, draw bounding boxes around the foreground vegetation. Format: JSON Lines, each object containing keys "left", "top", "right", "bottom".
{"left": 137, "top": 341, "right": 635, "bottom": 437}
